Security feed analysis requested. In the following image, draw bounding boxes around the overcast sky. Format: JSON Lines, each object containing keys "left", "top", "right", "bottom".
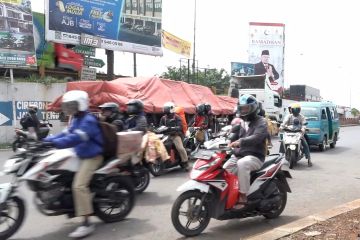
{"left": 32, "top": 0, "right": 359, "bottom": 109}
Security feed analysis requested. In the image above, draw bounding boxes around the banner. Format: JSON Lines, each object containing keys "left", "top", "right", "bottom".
{"left": 45, "top": 0, "right": 163, "bottom": 56}
{"left": 16, "top": 101, "right": 59, "bottom": 120}
{"left": 248, "top": 22, "right": 285, "bottom": 93}
{"left": 0, "top": 0, "right": 37, "bottom": 68}
{"left": 231, "top": 62, "right": 255, "bottom": 77}
{"left": 162, "top": 30, "right": 191, "bottom": 58}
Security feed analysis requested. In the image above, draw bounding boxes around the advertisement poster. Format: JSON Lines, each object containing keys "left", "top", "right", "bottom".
{"left": 248, "top": 22, "right": 285, "bottom": 93}
{"left": 46, "top": 0, "right": 163, "bottom": 56}
{"left": 231, "top": 62, "right": 255, "bottom": 77}
{"left": 162, "top": 30, "right": 191, "bottom": 58}
{"left": 0, "top": 0, "right": 37, "bottom": 68}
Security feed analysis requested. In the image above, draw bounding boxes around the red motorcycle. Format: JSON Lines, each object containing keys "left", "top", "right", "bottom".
{"left": 171, "top": 148, "right": 292, "bottom": 237}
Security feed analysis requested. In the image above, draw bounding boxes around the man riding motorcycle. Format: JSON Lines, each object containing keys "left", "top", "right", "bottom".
{"left": 125, "top": 99, "right": 148, "bottom": 133}
{"left": 159, "top": 102, "right": 190, "bottom": 170}
{"left": 43, "top": 90, "right": 103, "bottom": 238}
{"left": 99, "top": 102, "right": 127, "bottom": 131}
{"left": 17, "top": 104, "right": 41, "bottom": 140}
{"left": 189, "top": 103, "right": 210, "bottom": 142}
{"left": 224, "top": 94, "right": 268, "bottom": 209}
{"left": 280, "top": 103, "right": 312, "bottom": 167}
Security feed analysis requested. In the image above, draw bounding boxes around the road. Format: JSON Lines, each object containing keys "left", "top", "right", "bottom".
{"left": 1, "top": 126, "right": 360, "bottom": 240}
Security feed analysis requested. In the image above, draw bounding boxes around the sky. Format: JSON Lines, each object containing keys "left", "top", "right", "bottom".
{"left": 31, "top": 0, "right": 360, "bottom": 110}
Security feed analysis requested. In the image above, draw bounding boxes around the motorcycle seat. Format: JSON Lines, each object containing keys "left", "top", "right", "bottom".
{"left": 250, "top": 154, "right": 282, "bottom": 181}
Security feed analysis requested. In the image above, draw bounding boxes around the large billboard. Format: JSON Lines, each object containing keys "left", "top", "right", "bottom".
{"left": 45, "top": 0, "right": 162, "bottom": 56}
{"left": 248, "top": 22, "right": 285, "bottom": 93}
{"left": 231, "top": 62, "right": 255, "bottom": 77}
{"left": 0, "top": 0, "right": 37, "bottom": 68}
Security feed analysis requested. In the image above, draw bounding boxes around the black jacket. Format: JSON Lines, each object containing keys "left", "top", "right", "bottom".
{"left": 160, "top": 114, "right": 183, "bottom": 136}
{"left": 20, "top": 113, "right": 40, "bottom": 131}
{"left": 105, "top": 113, "right": 126, "bottom": 132}
{"left": 125, "top": 114, "right": 148, "bottom": 133}
{"left": 254, "top": 62, "right": 279, "bottom": 82}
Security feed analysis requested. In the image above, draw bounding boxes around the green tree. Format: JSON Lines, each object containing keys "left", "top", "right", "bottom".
{"left": 161, "top": 66, "right": 230, "bottom": 94}
{"left": 351, "top": 108, "right": 360, "bottom": 117}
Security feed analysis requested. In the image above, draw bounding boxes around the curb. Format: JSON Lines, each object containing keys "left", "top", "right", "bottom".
{"left": 0, "top": 148, "right": 11, "bottom": 151}
{"left": 340, "top": 124, "right": 360, "bottom": 127}
{"left": 244, "top": 198, "right": 360, "bottom": 240}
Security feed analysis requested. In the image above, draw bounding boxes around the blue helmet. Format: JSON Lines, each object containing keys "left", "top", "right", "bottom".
{"left": 238, "top": 94, "right": 259, "bottom": 119}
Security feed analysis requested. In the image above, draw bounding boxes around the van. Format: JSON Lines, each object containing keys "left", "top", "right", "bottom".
{"left": 297, "top": 101, "right": 340, "bottom": 151}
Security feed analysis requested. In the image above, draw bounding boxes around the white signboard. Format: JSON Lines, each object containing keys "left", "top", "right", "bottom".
{"left": 81, "top": 67, "right": 97, "bottom": 81}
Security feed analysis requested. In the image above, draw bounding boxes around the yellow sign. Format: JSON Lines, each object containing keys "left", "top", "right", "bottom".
{"left": 0, "top": 0, "right": 21, "bottom": 4}
{"left": 162, "top": 30, "right": 191, "bottom": 58}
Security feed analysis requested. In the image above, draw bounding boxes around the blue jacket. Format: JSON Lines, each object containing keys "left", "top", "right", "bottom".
{"left": 45, "top": 112, "right": 103, "bottom": 159}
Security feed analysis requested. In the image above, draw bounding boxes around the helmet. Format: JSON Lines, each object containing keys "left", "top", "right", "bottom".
{"left": 196, "top": 103, "right": 206, "bottom": 116}
{"left": 231, "top": 117, "right": 243, "bottom": 126}
{"left": 163, "top": 102, "right": 175, "bottom": 114}
{"left": 290, "top": 103, "right": 301, "bottom": 116}
{"left": 61, "top": 90, "right": 89, "bottom": 115}
{"left": 238, "top": 94, "right": 258, "bottom": 121}
{"left": 204, "top": 103, "right": 211, "bottom": 114}
{"left": 126, "top": 99, "right": 144, "bottom": 115}
{"left": 99, "top": 102, "right": 119, "bottom": 112}
{"left": 28, "top": 104, "right": 38, "bottom": 114}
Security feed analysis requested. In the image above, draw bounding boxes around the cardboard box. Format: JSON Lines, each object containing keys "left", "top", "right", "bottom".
{"left": 116, "top": 131, "right": 143, "bottom": 154}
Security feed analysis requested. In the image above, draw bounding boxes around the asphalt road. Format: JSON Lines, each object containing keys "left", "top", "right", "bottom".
{"left": 1, "top": 126, "right": 360, "bottom": 240}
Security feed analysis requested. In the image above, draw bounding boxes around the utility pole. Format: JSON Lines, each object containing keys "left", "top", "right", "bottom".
{"left": 192, "top": 0, "right": 197, "bottom": 83}
{"left": 106, "top": 50, "right": 114, "bottom": 81}
{"left": 133, "top": 53, "right": 137, "bottom": 77}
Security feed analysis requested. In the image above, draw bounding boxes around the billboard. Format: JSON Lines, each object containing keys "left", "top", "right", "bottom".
{"left": 162, "top": 30, "right": 191, "bottom": 58}
{"left": 248, "top": 22, "right": 285, "bottom": 93}
{"left": 0, "top": 0, "right": 37, "bottom": 68}
{"left": 45, "top": 0, "right": 163, "bottom": 56}
{"left": 231, "top": 62, "right": 255, "bottom": 77}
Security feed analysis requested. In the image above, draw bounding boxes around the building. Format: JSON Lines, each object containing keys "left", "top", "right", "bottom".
{"left": 122, "top": 0, "right": 162, "bottom": 36}
{"left": 0, "top": 2, "right": 33, "bottom": 34}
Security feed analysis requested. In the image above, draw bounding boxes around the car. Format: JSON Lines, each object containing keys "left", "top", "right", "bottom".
{"left": 143, "top": 26, "right": 154, "bottom": 35}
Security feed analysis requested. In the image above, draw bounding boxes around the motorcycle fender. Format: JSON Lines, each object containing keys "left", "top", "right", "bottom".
{"left": 177, "top": 180, "right": 209, "bottom": 193}
{"left": 0, "top": 183, "right": 12, "bottom": 203}
{"left": 276, "top": 171, "right": 292, "bottom": 193}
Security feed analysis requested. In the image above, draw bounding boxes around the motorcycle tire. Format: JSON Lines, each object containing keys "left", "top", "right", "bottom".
{"left": 263, "top": 180, "right": 287, "bottom": 219}
{"left": 134, "top": 170, "right": 150, "bottom": 194}
{"left": 171, "top": 190, "right": 211, "bottom": 237}
{"left": 289, "top": 150, "right": 296, "bottom": 169}
{"left": 148, "top": 159, "right": 164, "bottom": 177}
{"left": 94, "top": 176, "right": 135, "bottom": 223}
{"left": 0, "top": 196, "right": 26, "bottom": 240}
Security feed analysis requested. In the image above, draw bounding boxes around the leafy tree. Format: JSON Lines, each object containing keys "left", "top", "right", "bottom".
{"left": 161, "top": 66, "right": 230, "bottom": 94}
{"left": 351, "top": 108, "right": 360, "bottom": 117}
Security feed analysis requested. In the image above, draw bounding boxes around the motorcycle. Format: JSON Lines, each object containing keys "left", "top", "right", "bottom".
{"left": 146, "top": 126, "right": 188, "bottom": 177}
{"left": 12, "top": 120, "right": 53, "bottom": 152}
{"left": 171, "top": 146, "right": 291, "bottom": 237}
{"left": 280, "top": 120, "right": 308, "bottom": 169}
{"left": 0, "top": 144, "right": 135, "bottom": 240}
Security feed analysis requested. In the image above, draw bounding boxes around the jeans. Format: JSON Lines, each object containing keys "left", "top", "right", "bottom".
{"left": 301, "top": 136, "right": 311, "bottom": 159}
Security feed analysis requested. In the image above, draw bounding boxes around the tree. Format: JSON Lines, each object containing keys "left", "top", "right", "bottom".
{"left": 161, "top": 66, "right": 230, "bottom": 94}
{"left": 351, "top": 108, "right": 360, "bottom": 117}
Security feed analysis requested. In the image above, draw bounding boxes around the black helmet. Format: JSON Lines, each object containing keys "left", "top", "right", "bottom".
{"left": 238, "top": 94, "right": 259, "bottom": 121}
{"left": 28, "top": 104, "right": 38, "bottom": 114}
{"left": 99, "top": 102, "right": 119, "bottom": 113}
{"left": 126, "top": 99, "right": 144, "bottom": 115}
{"left": 204, "top": 103, "right": 211, "bottom": 114}
{"left": 196, "top": 103, "right": 206, "bottom": 116}
{"left": 163, "top": 102, "right": 175, "bottom": 114}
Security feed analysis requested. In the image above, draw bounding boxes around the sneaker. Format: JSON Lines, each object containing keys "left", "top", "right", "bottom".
{"left": 182, "top": 162, "right": 191, "bottom": 171}
{"left": 307, "top": 157, "right": 313, "bottom": 167}
{"left": 69, "top": 225, "right": 95, "bottom": 238}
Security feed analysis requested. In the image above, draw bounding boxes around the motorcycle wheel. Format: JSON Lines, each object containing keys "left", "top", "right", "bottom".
{"left": 134, "top": 170, "right": 150, "bottom": 194}
{"left": 148, "top": 159, "right": 164, "bottom": 177}
{"left": 94, "top": 176, "right": 135, "bottom": 223}
{"left": 263, "top": 180, "right": 287, "bottom": 219}
{"left": 171, "top": 190, "right": 211, "bottom": 237}
{"left": 0, "top": 196, "right": 26, "bottom": 240}
{"left": 289, "top": 150, "right": 296, "bottom": 169}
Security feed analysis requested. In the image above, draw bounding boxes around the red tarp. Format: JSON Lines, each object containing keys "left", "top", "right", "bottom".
{"left": 48, "top": 77, "right": 237, "bottom": 115}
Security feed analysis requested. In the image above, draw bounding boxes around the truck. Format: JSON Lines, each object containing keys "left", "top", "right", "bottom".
{"left": 228, "top": 74, "right": 283, "bottom": 122}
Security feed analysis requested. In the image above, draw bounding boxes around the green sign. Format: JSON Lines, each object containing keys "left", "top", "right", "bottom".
{"left": 0, "top": 53, "right": 36, "bottom": 68}
{"left": 73, "top": 46, "right": 96, "bottom": 57}
{"left": 83, "top": 57, "right": 105, "bottom": 68}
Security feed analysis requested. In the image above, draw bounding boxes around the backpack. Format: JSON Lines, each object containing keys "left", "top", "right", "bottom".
{"left": 98, "top": 121, "right": 118, "bottom": 159}
{"left": 174, "top": 106, "right": 187, "bottom": 134}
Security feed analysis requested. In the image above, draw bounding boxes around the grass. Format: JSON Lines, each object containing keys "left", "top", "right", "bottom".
{"left": 0, "top": 143, "right": 11, "bottom": 150}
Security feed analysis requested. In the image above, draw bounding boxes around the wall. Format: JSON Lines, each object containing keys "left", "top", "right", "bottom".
{"left": 0, "top": 82, "right": 66, "bottom": 144}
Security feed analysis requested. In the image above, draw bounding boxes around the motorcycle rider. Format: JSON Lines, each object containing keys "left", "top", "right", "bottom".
{"left": 189, "top": 103, "right": 210, "bottom": 142}
{"left": 224, "top": 94, "right": 268, "bottom": 209}
{"left": 43, "top": 90, "right": 103, "bottom": 238}
{"left": 160, "top": 102, "right": 190, "bottom": 170}
{"left": 281, "top": 103, "right": 312, "bottom": 167}
{"left": 125, "top": 99, "right": 148, "bottom": 133}
{"left": 99, "top": 102, "right": 126, "bottom": 131}
{"left": 17, "top": 104, "right": 41, "bottom": 140}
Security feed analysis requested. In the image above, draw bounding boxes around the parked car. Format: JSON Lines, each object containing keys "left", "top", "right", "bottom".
{"left": 143, "top": 26, "right": 153, "bottom": 35}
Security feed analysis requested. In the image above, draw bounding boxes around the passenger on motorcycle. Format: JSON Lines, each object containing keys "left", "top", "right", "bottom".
{"left": 160, "top": 102, "right": 190, "bottom": 170}
{"left": 17, "top": 104, "right": 41, "bottom": 140}
{"left": 189, "top": 103, "right": 210, "bottom": 142}
{"left": 224, "top": 94, "right": 268, "bottom": 209}
{"left": 99, "top": 102, "right": 126, "bottom": 131}
{"left": 43, "top": 90, "right": 103, "bottom": 238}
{"left": 280, "top": 103, "right": 312, "bottom": 167}
{"left": 125, "top": 99, "right": 148, "bottom": 133}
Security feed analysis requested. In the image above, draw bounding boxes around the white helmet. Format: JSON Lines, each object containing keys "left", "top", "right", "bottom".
{"left": 62, "top": 90, "right": 89, "bottom": 115}
{"left": 163, "top": 102, "right": 175, "bottom": 114}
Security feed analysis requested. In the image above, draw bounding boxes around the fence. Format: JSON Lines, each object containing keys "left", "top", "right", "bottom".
{"left": 340, "top": 117, "right": 360, "bottom": 126}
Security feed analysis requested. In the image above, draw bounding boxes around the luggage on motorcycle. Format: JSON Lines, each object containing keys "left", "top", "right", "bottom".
{"left": 175, "top": 106, "right": 187, "bottom": 134}
{"left": 99, "top": 121, "right": 118, "bottom": 159}
{"left": 116, "top": 131, "right": 143, "bottom": 154}
{"left": 195, "top": 129, "right": 205, "bottom": 142}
